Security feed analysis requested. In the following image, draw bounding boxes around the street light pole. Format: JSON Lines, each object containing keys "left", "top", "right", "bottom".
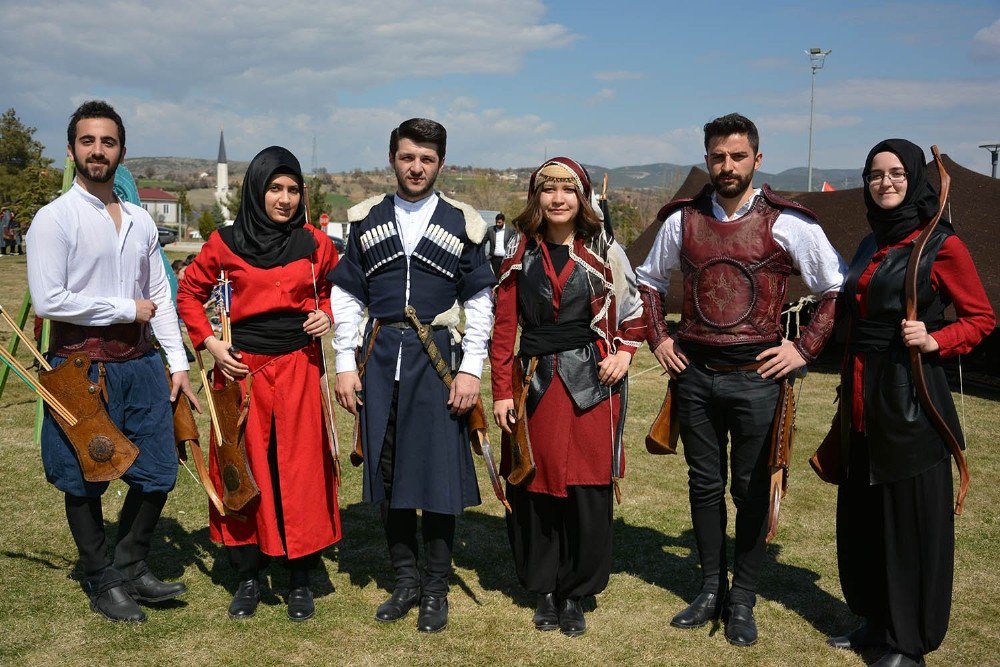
{"left": 980, "top": 143, "right": 1000, "bottom": 178}
{"left": 806, "top": 47, "right": 832, "bottom": 193}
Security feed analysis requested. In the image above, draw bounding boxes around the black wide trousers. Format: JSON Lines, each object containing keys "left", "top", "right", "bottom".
{"left": 837, "top": 431, "right": 954, "bottom": 659}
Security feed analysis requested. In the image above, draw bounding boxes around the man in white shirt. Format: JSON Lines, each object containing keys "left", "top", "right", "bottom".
{"left": 485, "top": 212, "right": 509, "bottom": 277}
{"left": 637, "top": 113, "right": 845, "bottom": 647}
{"left": 26, "top": 101, "right": 198, "bottom": 623}
{"left": 330, "top": 118, "right": 495, "bottom": 633}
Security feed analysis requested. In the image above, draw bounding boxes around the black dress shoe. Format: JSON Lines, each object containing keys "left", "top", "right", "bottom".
{"left": 90, "top": 584, "right": 147, "bottom": 622}
{"left": 670, "top": 591, "right": 723, "bottom": 628}
{"left": 558, "top": 598, "right": 586, "bottom": 637}
{"left": 533, "top": 593, "right": 559, "bottom": 631}
{"left": 872, "top": 652, "right": 924, "bottom": 667}
{"left": 374, "top": 586, "right": 421, "bottom": 623}
{"left": 124, "top": 570, "right": 188, "bottom": 603}
{"left": 723, "top": 603, "right": 758, "bottom": 647}
{"left": 286, "top": 586, "right": 314, "bottom": 621}
{"left": 228, "top": 579, "right": 260, "bottom": 619}
{"left": 827, "top": 622, "right": 883, "bottom": 650}
{"left": 417, "top": 596, "right": 449, "bottom": 633}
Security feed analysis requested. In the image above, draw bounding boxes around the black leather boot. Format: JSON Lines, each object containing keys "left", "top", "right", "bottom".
{"left": 828, "top": 621, "right": 884, "bottom": 650}
{"left": 375, "top": 587, "right": 421, "bottom": 622}
{"left": 87, "top": 567, "right": 146, "bottom": 623}
{"left": 872, "top": 652, "right": 925, "bottom": 667}
{"left": 533, "top": 593, "right": 558, "bottom": 631}
{"left": 558, "top": 598, "right": 586, "bottom": 637}
{"left": 416, "top": 595, "right": 448, "bottom": 633}
{"left": 286, "top": 567, "right": 314, "bottom": 621}
{"left": 670, "top": 591, "right": 724, "bottom": 628}
{"left": 122, "top": 564, "right": 187, "bottom": 603}
{"left": 723, "top": 602, "right": 758, "bottom": 647}
{"left": 228, "top": 579, "right": 260, "bottom": 619}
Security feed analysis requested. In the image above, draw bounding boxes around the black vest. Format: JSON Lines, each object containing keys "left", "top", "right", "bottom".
{"left": 843, "top": 226, "right": 963, "bottom": 484}
{"left": 517, "top": 242, "right": 619, "bottom": 415}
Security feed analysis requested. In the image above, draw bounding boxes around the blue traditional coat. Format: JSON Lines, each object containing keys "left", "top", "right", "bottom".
{"left": 330, "top": 193, "right": 495, "bottom": 515}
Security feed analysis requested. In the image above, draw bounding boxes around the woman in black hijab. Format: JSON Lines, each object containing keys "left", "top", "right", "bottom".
{"left": 178, "top": 146, "right": 342, "bottom": 622}
{"left": 827, "top": 139, "right": 994, "bottom": 666}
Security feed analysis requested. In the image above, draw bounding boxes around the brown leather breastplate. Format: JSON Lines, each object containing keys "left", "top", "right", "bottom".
{"left": 678, "top": 196, "right": 793, "bottom": 346}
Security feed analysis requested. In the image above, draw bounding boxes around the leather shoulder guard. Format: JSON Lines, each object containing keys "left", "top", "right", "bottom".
{"left": 348, "top": 194, "right": 389, "bottom": 223}
{"left": 439, "top": 194, "right": 487, "bottom": 243}
{"left": 655, "top": 184, "right": 713, "bottom": 222}
{"left": 760, "top": 184, "right": 817, "bottom": 222}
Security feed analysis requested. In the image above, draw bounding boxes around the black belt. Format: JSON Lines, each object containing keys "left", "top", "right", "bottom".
{"left": 380, "top": 320, "right": 447, "bottom": 331}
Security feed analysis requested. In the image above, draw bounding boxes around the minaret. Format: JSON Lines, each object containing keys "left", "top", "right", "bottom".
{"left": 215, "top": 128, "right": 230, "bottom": 220}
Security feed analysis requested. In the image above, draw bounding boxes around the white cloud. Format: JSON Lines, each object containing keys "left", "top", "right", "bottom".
{"left": 539, "top": 126, "right": 705, "bottom": 168}
{"left": 586, "top": 88, "right": 616, "bottom": 106}
{"left": 971, "top": 18, "right": 1000, "bottom": 61}
{"left": 593, "top": 70, "right": 645, "bottom": 81}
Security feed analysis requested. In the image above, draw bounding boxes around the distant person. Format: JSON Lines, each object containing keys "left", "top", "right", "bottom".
{"left": 490, "top": 157, "right": 645, "bottom": 636}
{"left": 178, "top": 146, "right": 342, "bottom": 622}
{"left": 636, "top": 113, "right": 845, "bottom": 647}
{"left": 26, "top": 100, "right": 197, "bottom": 623}
{"left": 1, "top": 207, "right": 18, "bottom": 255}
{"left": 485, "top": 212, "right": 510, "bottom": 277}
{"left": 330, "top": 118, "right": 494, "bottom": 633}
{"left": 826, "top": 139, "right": 994, "bottom": 667}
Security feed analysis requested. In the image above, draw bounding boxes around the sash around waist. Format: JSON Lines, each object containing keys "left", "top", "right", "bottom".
{"left": 232, "top": 311, "right": 310, "bottom": 355}
{"left": 848, "top": 318, "right": 899, "bottom": 353}
{"left": 519, "top": 320, "right": 595, "bottom": 357}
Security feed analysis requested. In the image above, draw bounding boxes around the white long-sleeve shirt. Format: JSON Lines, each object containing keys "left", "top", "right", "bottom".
{"left": 331, "top": 193, "right": 493, "bottom": 379}
{"left": 636, "top": 189, "right": 846, "bottom": 296}
{"left": 26, "top": 181, "right": 189, "bottom": 373}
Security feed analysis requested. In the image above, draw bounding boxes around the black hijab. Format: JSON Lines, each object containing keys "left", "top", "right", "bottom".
{"left": 862, "top": 138, "right": 942, "bottom": 246}
{"left": 220, "top": 145, "right": 316, "bottom": 268}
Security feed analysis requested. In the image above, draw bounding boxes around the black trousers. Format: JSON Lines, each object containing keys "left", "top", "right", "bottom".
{"left": 676, "top": 364, "right": 779, "bottom": 607}
{"left": 379, "top": 382, "right": 455, "bottom": 597}
{"left": 837, "top": 431, "right": 954, "bottom": 659}
{"left": 64, "top": 487, "right": 167, "bottom": 595}
{"left": 506, "top": 483, "right": 613, "bottom": 600}
{"left": 227, "top": 419, "right": 320, "bottom": 584}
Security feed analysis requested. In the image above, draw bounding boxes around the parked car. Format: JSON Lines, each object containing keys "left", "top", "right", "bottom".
{"left": 331, "top": 236, "right": 346, "bottom": 253}
{"left": 157, "top": 226, "right": 177, "bottom": 246}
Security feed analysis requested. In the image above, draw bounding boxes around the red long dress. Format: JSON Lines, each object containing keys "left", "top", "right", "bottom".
{"left": 177, "top": 226, "right": 342, "bottom": 559}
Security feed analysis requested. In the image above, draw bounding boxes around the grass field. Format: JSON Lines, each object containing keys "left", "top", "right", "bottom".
{"left": 0, "top": 253, "right": 997, "bottom": 666}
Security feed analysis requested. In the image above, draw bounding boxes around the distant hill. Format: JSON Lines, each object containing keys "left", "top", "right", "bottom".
{"left": 125, "top": 156, "right": 862, "bottom": 192}
{"left": 582, "top": 162, "right": 863, "bottom": 192}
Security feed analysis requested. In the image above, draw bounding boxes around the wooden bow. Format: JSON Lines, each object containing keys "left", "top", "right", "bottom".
{"left": 903, "top": 145, "right": 969, "bottom": 515}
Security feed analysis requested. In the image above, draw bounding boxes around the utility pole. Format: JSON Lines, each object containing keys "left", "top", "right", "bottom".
{"left": 980, "top": 143, "right": 1000, "bottom": 178}
{"left": 806, "top": 47, "right": 832, "bottom": 192}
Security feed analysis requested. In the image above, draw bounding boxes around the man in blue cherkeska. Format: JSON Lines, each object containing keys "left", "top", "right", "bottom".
{"left": 330, "top": 118, "right": 495, "bottom": 633}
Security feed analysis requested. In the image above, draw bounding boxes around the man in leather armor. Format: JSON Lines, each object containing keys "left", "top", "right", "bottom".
{"left": 636, "top": 113, "right": 845, "bottom": 646}
{"left": 26, "top": 101, "right": 198, "bottom": 622}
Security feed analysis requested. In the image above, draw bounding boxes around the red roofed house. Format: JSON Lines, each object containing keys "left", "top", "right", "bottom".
{"left": 138, "top": 187, "right": 178, "bottom": 225}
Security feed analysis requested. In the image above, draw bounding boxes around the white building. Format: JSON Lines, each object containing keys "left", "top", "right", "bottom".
{"left": 138, "top": 188, "right": 178, "bottom": 225}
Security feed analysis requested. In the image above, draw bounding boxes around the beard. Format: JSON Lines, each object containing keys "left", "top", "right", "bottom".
{"left": 73, "top": 152, "right": 120, "bottom": 184}
{"left": 711, "top": 169, "right": 754, "bottom": 199}
{"left": 393, "top": 164, "right": 438, "bottom": 201}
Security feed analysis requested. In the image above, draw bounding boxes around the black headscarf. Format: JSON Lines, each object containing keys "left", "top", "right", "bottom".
{"left": 220, "top": 145, "right": 316, "bottom": 268}
{"left": 862, "top": 138, "right": 941, "bottom": 246}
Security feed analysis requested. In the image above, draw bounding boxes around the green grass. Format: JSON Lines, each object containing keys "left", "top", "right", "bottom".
{"left": 1, "top": 253, "right": 997, "bottom": 665}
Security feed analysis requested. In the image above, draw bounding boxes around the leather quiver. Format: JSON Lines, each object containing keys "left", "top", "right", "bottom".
{"left": 646, "top": 380, "right": 680, "bottom": 455}
{"left": 766, "top": 379, "right": 796, "bottom": 543}
{"left": 809, "top": 409, "right": 843, "bottom": 485}
{"left": 210, "top": 374, "right": 260, "bottom": 512}
{"left": 172, "top": 391, "right": 200, "bottom": 453}
{"left": 507, "top": 358, "right": 536, "bottom": 486}
{"left": 38, "top": 353, "right": 139, "bottom": 482}
{"left": 467, "top": 399, "right": 489, "bottom": 455}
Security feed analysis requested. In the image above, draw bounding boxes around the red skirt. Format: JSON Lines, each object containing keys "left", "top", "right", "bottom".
{"left": 208, "top": 343, "right": 341, "bottom": 558}
{"left": 504, "top": 364, "right": 621, "bottom": 498}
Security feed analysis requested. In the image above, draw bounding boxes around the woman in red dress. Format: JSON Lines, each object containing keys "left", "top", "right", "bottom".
{"left": 178, "top": 146, "right": 341, "bottom": 621}
{"left": 490, "top": 157, "right": 645, "bottom": 636}
{"left": 828, "top": 139, "right": 994, "bottom": 666}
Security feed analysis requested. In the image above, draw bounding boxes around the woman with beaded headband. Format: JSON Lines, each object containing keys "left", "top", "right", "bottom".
{"left": 490, "top": 157, "right": 646, "bottom": 636}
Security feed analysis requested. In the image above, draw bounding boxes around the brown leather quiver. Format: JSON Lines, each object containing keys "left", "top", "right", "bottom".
{"left": 37, "top": 353, "right": 139, "bottom": 482}
{"left": 766, "top": 378, "right": 796, "bottom": 543}
{"left": 467, "top": 399, "right": 490, "bottom": 455}
{"left": 646, "top": 379, "right": 680, "bottom": 455}
{"left": 506, "top": 357, "right": 537, "bottom": 486}
{"left": 210, "top": 374, "right": 260, "bottom": 512}
{"left": 809, "top": 409, "right": 843, "bottom": 485}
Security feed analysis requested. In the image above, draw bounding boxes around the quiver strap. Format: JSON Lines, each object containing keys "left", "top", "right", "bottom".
{"left": 766, "top": 378, "right": 795, "bottom": 543}
{"left": 37, "top": 353, "right": 139, "bottom": 482}
{"left": 210, "top": 373, "right": 260, "bottom": 512}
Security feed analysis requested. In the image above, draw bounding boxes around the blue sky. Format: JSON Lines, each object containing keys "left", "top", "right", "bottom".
{"left": 2, "top": 0, "right": 998, "bottom": 175}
